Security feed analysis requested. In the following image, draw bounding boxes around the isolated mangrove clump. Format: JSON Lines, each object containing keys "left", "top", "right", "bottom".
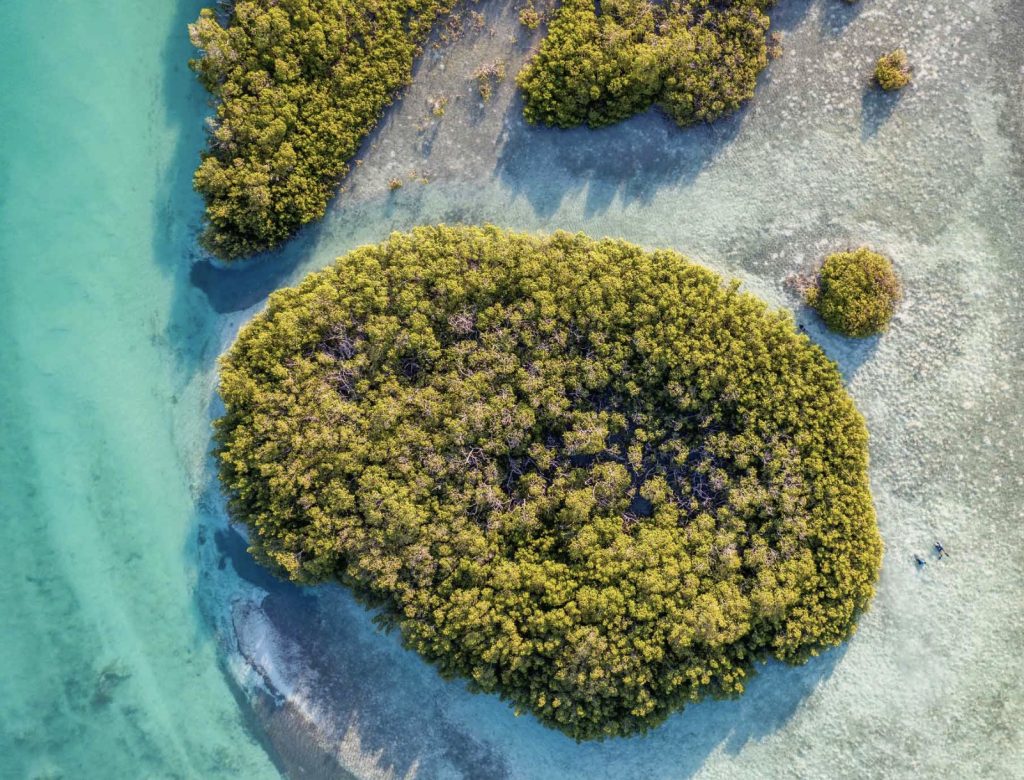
{"left": 188, "top": 0, "right": 453, "bottom": 260}
{"left": 519, "top": 2, "right": 542, "bottom": 30}
{"left": 474, "top": 60, "right": 507, "bottom": 102}
{"left": 517, "top": 0, "right": 774, "bottom": 128}
{"left": 874, "top": 49, "right": 911, "bottom": 91}
{"left": 215, "top": 225, "right": 882, "bottom": 740}
{"left": 807, "top": 247, "right": 902, "bottom": 337}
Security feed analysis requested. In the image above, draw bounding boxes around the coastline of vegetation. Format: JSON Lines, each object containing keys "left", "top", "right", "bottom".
{"left": 215, "top": 225, "right": 883, "bottom": 739}
{"left": 189, "top": 0, "right": 454, "bottom": 260}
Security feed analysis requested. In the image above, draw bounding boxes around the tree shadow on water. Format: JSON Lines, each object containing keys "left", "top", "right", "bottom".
{"left": 819, "top": 0, "right": 861, "bottom": 37}
{"left": 149, "top": 0, "right": 245, "bottom": 374}
{"left": 861, "top": 86, "right": 903, "bottom": 140}
{"left": 189, "top": 250, "right": 305, "bottom": 314}
{"left": 793, "top": 301, "right": 881, "bottom": 381}
{"left": 820, "top": 326, "right": 882, "bottom": 381}
{"left": 768, "top": 0, "right": 816, "bottom": 32}
{"left": 216, "top": 525, "right": 848, "bottom": 780}
{"left": 495, "top": 95, "right": 747, "bottom": 221}
{"left": 153, "top": 0, "right": 336, "bottom": 331}
{"left": 184, "top": 180, "right": 420, "bottom": 313}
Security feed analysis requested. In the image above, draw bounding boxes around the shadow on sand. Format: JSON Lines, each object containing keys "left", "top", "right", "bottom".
{"left": 490, "top": 0, "right": 819, "bottom": 221}
{"left": 798, "top": 309, "right": 882, "bottom": 380}
{"left": 494, "top": 92, "right": 746, "bottom": 220}
{"left": 820, "top": 0, "right": 861, "bottom": 37}
{"left": 861, "top": 86, "right": 903, "bottom": 140}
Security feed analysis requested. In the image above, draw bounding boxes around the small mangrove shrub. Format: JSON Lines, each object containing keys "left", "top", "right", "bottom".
{"left": 519, "top": 2, "right": 542, "bottom": 29}
{"left": 474, "top": 61, "right": 507, "bottom": 102}
{"left": 874, "top": 49, "right": 911, "bottom": 91}
{"left": 807, "top": 247, "right": 902, "bottom": 337}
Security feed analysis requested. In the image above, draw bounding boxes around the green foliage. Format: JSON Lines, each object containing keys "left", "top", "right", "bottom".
{"left": 430, "top": 95, "right": 449, "bottom": 116}
{"left": 188, "top": 0, "right": 453, "bottom": 259}
{"left": 519, "top": 3, "right": 542, "bottom": 30}
{"left": 216, "top": 225, "right": 882, "bottom": 739}
{"left": 189, "top": 0, "right": 776, "bottom": 258}
{"left": 474, "top": 61, "right": 507, "bottom": 102}
{"left": 807, "top": 247, "right": 902, "bottom": 337}
{"left": 874, "top": 49, "right": 911, "bottom": 91}
{"left": 516, "top": 0, "right": 773, "bottom": 128}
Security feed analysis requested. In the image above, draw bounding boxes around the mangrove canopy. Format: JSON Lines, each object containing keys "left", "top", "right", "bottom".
{"left": 188, "top": 0, "right": 454, "bottom": 259}
{"left": 807, "top": 247, "right": 902, "bottom": 337}
{"left": 215, "top": 225, "right": 882, "bottom": 739}
{"left": 190, "top": 0, "right": 776, "bottom": 260}
{"left": 517, "top": 0, "right": 774, "bottom": 128}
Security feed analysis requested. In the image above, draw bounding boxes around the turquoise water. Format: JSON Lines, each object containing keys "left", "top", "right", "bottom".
{"left": 2, "top": 0, "right": 1023, "bottom": 778}
{"left": 0, "top": 1, "right": 278, "bottom": 776}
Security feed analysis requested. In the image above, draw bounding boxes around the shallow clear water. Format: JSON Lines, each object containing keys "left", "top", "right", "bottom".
{"left": 2, "top": 0, "right": 1023, "bottom": 778}
{"left": 0, "top": 1, "right": 278, "bottom": 776}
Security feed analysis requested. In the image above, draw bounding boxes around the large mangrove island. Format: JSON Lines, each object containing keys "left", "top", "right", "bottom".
{"left": 215, "top": 225, "right": 882, "bottom": 740}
